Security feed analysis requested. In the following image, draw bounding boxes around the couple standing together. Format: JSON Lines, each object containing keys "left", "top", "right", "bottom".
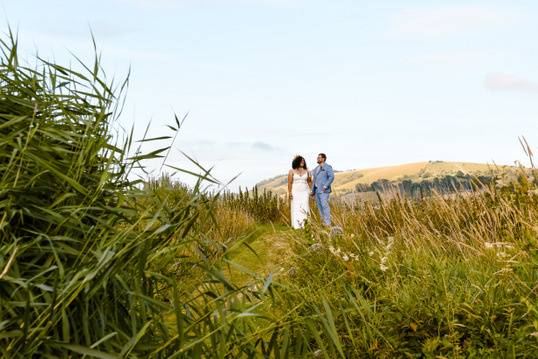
{"left": 287, "top": 153, "right": 334, "bottom": 229}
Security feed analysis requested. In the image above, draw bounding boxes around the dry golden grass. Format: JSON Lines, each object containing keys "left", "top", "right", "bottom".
{"left": 259, "top": 161, "right": 514, "bottom": 195}
{"left": 204, "top": 204, "right": 257, "bottom": 244}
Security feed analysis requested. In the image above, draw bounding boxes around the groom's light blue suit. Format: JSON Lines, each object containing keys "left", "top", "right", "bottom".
{"left": 311, "top": 163, "right": 334, "bottom": 226}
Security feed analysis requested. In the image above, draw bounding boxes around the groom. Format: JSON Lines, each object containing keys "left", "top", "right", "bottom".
{"left": 311, "top": 153, "right": 334, "bottom": 226}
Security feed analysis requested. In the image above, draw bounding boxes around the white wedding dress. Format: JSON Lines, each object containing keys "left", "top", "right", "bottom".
{"left": 291, "top": 172, "right": 310, "bottom": 229}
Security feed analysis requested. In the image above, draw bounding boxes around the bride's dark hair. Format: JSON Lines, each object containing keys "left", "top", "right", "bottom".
{"left": 292, "top": 155, "right": 307, "bottom": 170}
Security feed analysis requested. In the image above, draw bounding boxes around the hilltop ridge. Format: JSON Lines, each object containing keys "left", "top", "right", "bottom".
{"left": 257, "top": 161, "right": 514, "bottom": 195}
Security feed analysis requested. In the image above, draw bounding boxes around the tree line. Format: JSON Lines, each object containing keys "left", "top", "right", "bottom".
{"left": 355, "top": 173, "right": 495, "bottom": 199}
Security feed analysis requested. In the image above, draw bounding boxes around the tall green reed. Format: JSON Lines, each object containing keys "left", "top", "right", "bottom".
{"left": 0, "top": 31, "right": 282, "bottom": 358}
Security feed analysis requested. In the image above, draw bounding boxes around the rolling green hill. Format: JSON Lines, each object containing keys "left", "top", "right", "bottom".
{"left": 257, "top": 160, "right": 516, "bottom": 195}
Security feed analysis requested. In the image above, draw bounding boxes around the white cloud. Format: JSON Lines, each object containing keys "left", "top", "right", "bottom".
{"left": 251, "top": 141, "right": 276, "bottom": 151}
{"left": 390, "top": 4, "right": 522, "bottom": 37}
{"left": 484, "top": 73, "right": 538, "bottom": 93}
{"left": 180, "top": 139, "right": 281, "bottom": 160}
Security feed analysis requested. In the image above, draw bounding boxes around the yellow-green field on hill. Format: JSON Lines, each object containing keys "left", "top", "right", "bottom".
{"left": 258, "top": 160, "right": 514, "bottom": 195}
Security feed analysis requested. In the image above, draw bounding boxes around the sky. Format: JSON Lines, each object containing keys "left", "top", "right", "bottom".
{"left": 3, "top": 0, "right": 538, "bottom": 189}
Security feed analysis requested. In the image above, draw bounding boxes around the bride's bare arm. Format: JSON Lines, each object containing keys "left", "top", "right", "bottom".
{"left": 307, "top": 172, "right": 313, "bottom": 190}
{"left": 287, "top": 170, "right": 293, "bottom": 199}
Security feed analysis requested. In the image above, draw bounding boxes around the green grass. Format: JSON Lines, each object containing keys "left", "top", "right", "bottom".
{"left": 0, "top": 31, "right": 287, "bottom": 358}
{"left": 210, "top": 173, "right": 538, "bottom": 357}
{"left": 224, "top": 223, "right": 291, "bottom": 285}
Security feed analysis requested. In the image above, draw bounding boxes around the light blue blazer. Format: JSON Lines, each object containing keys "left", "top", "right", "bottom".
{"left": 311, "top": 163, "right": 334, "bottom": 194}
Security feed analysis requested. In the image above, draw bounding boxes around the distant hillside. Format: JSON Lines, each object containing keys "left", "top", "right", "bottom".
{"left": 257, "top": 161, "right": 516, "bottom": 196}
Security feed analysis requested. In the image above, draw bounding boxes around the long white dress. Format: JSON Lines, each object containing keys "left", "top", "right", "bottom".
{"left": 291, "top": 172, "right": 310, "bottom": 229}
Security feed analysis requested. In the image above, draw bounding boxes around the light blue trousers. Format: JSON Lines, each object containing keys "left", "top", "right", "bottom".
{"left": 315, "top": 192, "right": 331, "bottom": 226}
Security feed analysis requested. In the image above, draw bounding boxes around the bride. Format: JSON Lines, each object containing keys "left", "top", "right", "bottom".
{"left": 287, "top": 155, "right": 312, "bottom": 229}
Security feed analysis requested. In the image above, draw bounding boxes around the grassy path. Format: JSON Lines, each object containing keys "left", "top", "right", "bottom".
{"left": 225, "top": 224, "right": 295, "bottom": 286}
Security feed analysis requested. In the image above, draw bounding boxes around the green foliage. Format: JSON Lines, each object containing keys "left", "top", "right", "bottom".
{"left": 0, "top": 32, "right": 280, "bottom": 358}
{"left": 277, "top": 181, "right": 538, "bottom": 357}
{"left": 356, "top": 174, "right": 495, "bottom": 198}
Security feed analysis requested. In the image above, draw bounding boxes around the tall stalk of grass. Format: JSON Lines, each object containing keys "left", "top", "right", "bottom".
{"left": 221, "top": 186, "right": 288, "bottom": 224}
{"left": 0, "top": 31, "right": 244, "bottom": 357}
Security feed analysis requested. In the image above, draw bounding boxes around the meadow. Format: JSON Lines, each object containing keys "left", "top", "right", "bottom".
{"left": 3, "top": 34, "right": 538, "bottom": 358}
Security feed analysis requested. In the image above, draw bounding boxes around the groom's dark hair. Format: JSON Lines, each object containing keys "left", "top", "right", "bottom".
{"left": 318, "top": 153, "right": 327, "bottom": 160}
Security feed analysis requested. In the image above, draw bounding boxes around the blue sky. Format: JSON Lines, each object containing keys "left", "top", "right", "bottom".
{"left": 4, "top": 0, "right": 538, "bottom": 188}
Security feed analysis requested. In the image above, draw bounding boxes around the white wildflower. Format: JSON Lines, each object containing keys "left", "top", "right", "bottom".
{"left": 309, "top": 243, "right": 322, "bottom": 252}
{"left": 386, "top": 236, "right": 394, "bottom": 250}
{"left": 380, "top": 256, "right": 388, "bottom": 271}
{"left": 342, "top": 254, "right": 349, "bottom": 261}
{"left": 485, "top": 242, "right": 514, "bottom": 250}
